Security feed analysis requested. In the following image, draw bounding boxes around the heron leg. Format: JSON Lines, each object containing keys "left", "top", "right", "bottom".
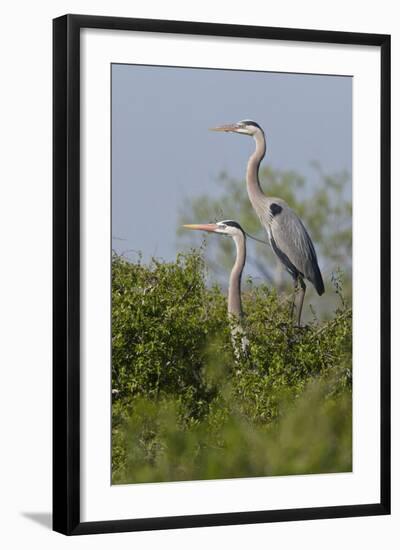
{"left": 295, "top": 277, "right": 306, "bottom": 327}
{"left": 290, "top": 278, "right": 298, "bottom": 320}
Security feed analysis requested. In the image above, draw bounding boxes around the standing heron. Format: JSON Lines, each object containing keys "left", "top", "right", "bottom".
{"left": 210, "top": 120, "right": 324, "bottom": 326}
{"left": 183, "top": 220, "right": 248, "bottom": 356}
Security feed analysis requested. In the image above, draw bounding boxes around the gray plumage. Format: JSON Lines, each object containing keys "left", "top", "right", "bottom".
{"left": 211, "top": 120, "right": 324, "bottom": 325}
{"left": 261, "top": 197, "right": 324, "bottom": 296}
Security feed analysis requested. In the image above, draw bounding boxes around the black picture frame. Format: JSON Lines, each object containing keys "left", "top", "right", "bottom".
{"left": 53, "top": 14, "right": 391, "bottom": 535}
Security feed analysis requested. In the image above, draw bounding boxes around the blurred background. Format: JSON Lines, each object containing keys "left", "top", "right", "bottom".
{"left": 112, "top": 64, "right": 352, "bottom": 320}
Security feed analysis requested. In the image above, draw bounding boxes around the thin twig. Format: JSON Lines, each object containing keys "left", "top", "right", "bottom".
{"left": 309, "top": 308, "right": 352, "bottom": 340}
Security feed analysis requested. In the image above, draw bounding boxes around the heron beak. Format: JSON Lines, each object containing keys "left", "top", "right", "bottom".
{"left": 209, "top": 123, "right": 239, "bottom": 133}
{"left": 183, "top": 223, "right": 219, "bottom": 233}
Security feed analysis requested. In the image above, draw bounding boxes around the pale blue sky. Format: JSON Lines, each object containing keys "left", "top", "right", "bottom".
{"left": 112, "top": 64, "right": 352, "bottom": 262}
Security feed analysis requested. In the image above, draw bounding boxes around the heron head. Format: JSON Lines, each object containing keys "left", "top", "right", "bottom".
{"left": 183, "top": 220, "right": 245, "bottom": 238}
{"left": 209, "top": 120, "right": 263, "bottom": 136}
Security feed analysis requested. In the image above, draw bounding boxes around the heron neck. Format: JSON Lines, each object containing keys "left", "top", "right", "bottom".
{"left": 228, "top": 233, "right": 246, "bottom": 319}
{"left": 246, "top": 131, "right": 266, "bottom": 211}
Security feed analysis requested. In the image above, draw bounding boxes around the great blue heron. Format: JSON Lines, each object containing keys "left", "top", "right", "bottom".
{"left": 210, "top": 120, "right": 324, "bottom": 326}
{"left": 183, "top": 220, "right": 248, "bottom": 356}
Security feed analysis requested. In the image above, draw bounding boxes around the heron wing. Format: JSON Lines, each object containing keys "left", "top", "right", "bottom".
{"left": 268, "top": 203, "right": 325, "bottom": 295}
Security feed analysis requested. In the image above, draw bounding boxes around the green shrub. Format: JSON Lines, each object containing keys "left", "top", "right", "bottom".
{"left": 112, "top": 250, "right": 352, "bottom": 484}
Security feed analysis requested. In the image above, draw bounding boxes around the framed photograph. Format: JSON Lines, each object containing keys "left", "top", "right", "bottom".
{"left": 53, "top": 14, "right": 390, "bottom": 535}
